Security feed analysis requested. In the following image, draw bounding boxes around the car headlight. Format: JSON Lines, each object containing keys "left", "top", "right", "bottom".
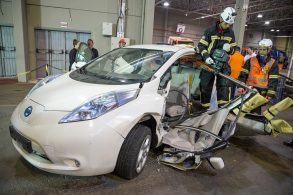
{"left": 59, "top": 89, "right": 138, "bottom": 123}
{"left": 25, "top": 74, "right": 62, "bottom": 99}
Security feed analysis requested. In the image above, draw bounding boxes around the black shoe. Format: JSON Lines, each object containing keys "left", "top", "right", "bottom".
{"left": 283, "top": 140, "right": 293, "bottom": 147}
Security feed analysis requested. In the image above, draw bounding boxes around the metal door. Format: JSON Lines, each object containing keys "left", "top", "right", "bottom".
{"left": 35, "top": 29, "right": 91, "bottom": 77}
{"left": 0, "top": 26, "right": 16, "bottom": 77}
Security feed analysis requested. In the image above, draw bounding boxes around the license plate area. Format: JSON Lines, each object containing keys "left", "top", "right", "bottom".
{"left": 9, "top": 126, "right": 33, "bottom": 153}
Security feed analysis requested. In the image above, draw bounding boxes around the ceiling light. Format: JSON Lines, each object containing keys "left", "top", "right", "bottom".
{"left": 270, "top": 29, "right": 275, "bottom": 31}
{"left": 276, "top": 30, "right": 280, "bottom": 32}
{"left": 185, "top": 13, "right": 188, "bottom": 16}
{"left": 245, "top": 24, "right": 247, "bottom": 27}
{"left": 257, "top": 14, "right": 263, "bottom": 18}
{"left": 163, "top": 2, "right": 169, "bottom": 6}
{"left": 265, "top": 21, "right": 270, "bottom": 25}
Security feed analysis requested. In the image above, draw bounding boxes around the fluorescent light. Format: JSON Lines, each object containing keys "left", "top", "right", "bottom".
{"left": 163, "top": 2, "right": 169, "bottom": 6}
{"left": 60, "top": 21, "right": 68, "bottom": 25}
{"left": 265, "top": 21, "right": 270, "bottom": 25}
{"left": 270, "top": 29, "right": 275, "bottom": 31}
{"left": 276, "top": 30, "right": 280, "bottom": 32}
{"left": 257, "top": 14, "right": 263, "bottom": 18}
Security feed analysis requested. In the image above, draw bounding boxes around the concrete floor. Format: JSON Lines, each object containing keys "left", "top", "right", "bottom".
{"left": 0, "top": 80, "right": 292, "bottom": 194}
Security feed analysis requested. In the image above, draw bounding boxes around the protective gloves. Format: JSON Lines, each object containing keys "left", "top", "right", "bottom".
{"left": 205, "top": 57, "right": 215, "bottom": 65}
{"left": 223, "top": 43, "right": 231, "bottom": 52}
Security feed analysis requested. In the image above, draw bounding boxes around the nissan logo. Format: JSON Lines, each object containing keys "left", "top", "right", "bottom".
{"left": 24, "top": 106, "right": 33, "bottom": 117}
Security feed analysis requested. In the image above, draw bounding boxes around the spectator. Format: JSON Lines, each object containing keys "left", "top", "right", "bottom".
{"left": 69, "top": 39, "right": 79, "bottom": 71}
{"left": 244, "top": 48, "right": 257, "bottom": 62}
{"left": 87, "top": 39, "right": 99, "bottom": 59}
{"left": 119, "top": 38, "right": 126, "bottom": 48}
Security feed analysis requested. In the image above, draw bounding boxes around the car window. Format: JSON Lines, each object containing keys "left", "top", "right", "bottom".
{"left": 82, "top": 48, "right": 174, "bottom": 84}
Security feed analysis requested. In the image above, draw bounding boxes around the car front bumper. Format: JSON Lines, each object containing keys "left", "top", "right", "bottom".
{"left": 10, "top": 99, "right": 125, "bottom": 176}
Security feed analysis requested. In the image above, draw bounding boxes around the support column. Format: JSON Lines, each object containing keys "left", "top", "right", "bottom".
{"left": 141, "top": 0, "right": 155, "bottom": 44}
{"left": 164, "top": 8, "right": 169, "bottom": 43}
{"left": 233, "top": 0, "right": 249, "bottom": 48}
{"left": 12, "top": 0, "right": 29, "bottom": 82}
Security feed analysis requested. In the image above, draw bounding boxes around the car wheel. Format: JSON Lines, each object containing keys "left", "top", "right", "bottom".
{"left": 114, "top": 124, "right": 152, "bottom": 179}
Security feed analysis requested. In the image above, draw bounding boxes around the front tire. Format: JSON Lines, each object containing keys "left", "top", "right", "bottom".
{"left": 114, "top": 124, "right": 151, "bottom": 179}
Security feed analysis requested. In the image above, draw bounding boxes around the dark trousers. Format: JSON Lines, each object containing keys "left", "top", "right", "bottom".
{"left": 200, "top": 70, "right": 230, "bottom": 109}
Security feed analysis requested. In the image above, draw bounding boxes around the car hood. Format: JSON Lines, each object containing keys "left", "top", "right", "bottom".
{"left": 29, "top": 74, "right": 139, "bottom": 111}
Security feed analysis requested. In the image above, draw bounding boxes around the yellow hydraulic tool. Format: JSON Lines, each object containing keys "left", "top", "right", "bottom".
{"left": 263, "top": 97, "right": 293, "bottom": 120}
{"left": 233, "top": 93, "right": 267, "bottom": 117}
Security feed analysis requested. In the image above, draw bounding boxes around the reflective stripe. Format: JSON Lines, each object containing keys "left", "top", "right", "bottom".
{"left": 230, "top": 42, "right": 237, "bottom": 47}
{"left": 241, "top": 68, "right": 249, "bottom": 74}
{"left": 222, "top": 37, "right": 232, "bottom": 42}
{"left": 217, "top": 100, "right": 229, "bottom": 104}
{"left": 267, "top": 90, "right": 276, "bottom": 95}
{"left": 199, "top": 39, "right": 209, "bottom": 46}
{"left": 269, "top": 75, "right": 279, "bottom": 79}
{"left": 207, "top": 36, "right": 219, "bottom": 53}
{"left": 201, "top": 50, "right": 208, "bottom": 56}
{"left": 201, "top": 103, "right": 210, "bottom": 108}
{"left": 246, "top": 82, "right": 269, "bottom": 89}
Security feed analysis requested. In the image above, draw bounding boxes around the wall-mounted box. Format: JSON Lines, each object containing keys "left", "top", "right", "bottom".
{"left": 102, "top": 22, "right": 114, "bottom": 36}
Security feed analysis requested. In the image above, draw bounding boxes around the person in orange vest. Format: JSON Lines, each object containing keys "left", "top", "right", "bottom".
{"left": 228, "top": 50, "right": 244, "bottom": 99}
{"left": 238, "top": 38, "right": 279, "bottom": 105}
{"left": 229, "top": 50, "right": 244, "bottom": 79}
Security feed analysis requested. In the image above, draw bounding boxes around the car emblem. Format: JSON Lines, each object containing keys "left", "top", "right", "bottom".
{"left": 24, "top": 106, "right": 33, "bottom": 117}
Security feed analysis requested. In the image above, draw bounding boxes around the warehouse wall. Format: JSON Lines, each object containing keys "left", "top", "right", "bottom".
{"left": 0, "top": 0, "right": 13, "bottom": 25}
{"left": 0, "top": 0, "right": 154, "bottom": 81}
{"left": 153, "top": 7, "right": 293, "bottom": 67}
{"left": 153, "top": 7, "right": 212, "bottom": 44}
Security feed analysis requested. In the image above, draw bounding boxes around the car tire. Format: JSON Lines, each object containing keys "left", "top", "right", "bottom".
{"left": 114, "top": 124, "right": 152, "bottom": 179}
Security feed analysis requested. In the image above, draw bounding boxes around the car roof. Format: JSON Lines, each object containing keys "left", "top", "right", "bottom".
{"left": 126, "top": 44, "right": 194, "bottom": 52}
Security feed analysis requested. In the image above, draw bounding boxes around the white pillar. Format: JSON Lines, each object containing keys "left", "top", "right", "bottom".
{"left": 12, "top": 0, "right": 29, "bottom": 82}
{"left": 233, "top": 0, "right": 249, "bottom": 48}
{"left": 141, "top": 0, "right": 155, "bottom": 44}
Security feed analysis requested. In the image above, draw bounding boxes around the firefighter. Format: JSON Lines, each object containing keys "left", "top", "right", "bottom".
{"left": 238, "top": 39, "right": 279, "bottom": 106}
{"left": 197, "top": 7, "right": 239, "bottom": 110}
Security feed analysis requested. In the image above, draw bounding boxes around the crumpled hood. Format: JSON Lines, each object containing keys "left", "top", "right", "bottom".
{"left": 29, "top": 74, "right": 139, "bottom": 111}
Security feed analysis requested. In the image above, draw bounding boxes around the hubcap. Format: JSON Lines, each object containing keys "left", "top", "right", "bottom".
{"left": 136, "top": 135, "right": 151, "bottom": 173}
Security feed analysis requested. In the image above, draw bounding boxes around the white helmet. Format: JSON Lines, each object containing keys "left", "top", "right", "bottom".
{"left": 221, "top": 7, "right": 237, "bottom": 24}
{"left": 259, "top": 39, "right": 273, "bottom": 47}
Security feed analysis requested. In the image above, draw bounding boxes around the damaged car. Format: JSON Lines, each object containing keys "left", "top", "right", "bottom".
{"left": 9, "top": 44, "right": 293, "bottom": 179}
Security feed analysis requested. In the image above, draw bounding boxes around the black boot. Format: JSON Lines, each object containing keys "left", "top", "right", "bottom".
{"left": 283, "top": 139, "right": 293, "bottom": 148}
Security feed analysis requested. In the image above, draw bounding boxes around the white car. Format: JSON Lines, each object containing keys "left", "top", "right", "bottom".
{"left": 10, "top": 44, "right": 292, "bottom": 179}
{"left": 10, "top": 44, "right": 198, "bottom": 179}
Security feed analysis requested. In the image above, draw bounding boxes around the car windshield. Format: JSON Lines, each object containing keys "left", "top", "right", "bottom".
{"left": 81, "top": 48, "right": 174, "bottom": 84}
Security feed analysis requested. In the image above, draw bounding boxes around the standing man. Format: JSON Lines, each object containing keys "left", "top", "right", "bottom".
{"left": 238, "top": 39, "right": 279, "bottom": 104}
{"left": 69, "top": 39, "right": 79, "bottom": 71}
{"left": 87, "top": 39, "right": 99, "bottom": 59}
{"left": 197, "top": 7, "right": 239, "bottom": 110}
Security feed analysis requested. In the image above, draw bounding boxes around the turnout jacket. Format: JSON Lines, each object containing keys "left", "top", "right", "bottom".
{"left": 239, "top": 55, "right": 279, "bottom": 97}
{"left": 197, "top": 21, "right": 238, "bottom": 61}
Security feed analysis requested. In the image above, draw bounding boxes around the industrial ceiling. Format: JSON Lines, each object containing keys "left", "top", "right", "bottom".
{"left": 155, "top": 0, "right": 293, "bottom": 35}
